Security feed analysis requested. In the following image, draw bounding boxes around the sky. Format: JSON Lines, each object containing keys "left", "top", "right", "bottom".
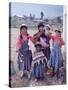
{"left": 11, "top": 2, "right": 64, "bottom": 18}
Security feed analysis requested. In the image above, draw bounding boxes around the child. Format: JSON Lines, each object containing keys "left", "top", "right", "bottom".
{"left": 32, "top": 42, "right": 47, "bottom": 81}
{"left": 50, "top": 30, "right": 64, "bottom": 79}
{"left": 16, "top": 24, "right": 33, "bottom": 79}
{"left": 51, "top": 30, "right": 64, "bottom": 48}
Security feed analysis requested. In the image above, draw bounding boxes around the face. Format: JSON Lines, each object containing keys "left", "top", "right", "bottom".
{"left": 20, "top": 28, "right": 27, "bottom": 38}
{"left": 55, "top": 32, "right": 60, "bottom": 37}
{"left": 36, "top": 46, "right": 41, "bottom": 52}
{"left": 38, "top": 26, "right": 44, "bottom": 33}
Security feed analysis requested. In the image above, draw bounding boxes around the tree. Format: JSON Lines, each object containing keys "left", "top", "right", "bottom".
{"left": 40, "top": 11, "right": 44, "bottom": 19}
{"left": 29, "top": 13, "right": 35, "bottom": 20}
{"left": 57, "top": 16, "right": 62, "bottom": 23}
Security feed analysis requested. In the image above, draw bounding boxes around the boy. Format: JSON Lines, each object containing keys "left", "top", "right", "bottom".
{"left": 32, "top": 42, "right": 47, "bottom": 81}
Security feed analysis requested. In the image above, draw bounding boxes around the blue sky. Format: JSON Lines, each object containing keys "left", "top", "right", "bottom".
{"left": 11, "top": 2, "right": 64, "bottom": 18}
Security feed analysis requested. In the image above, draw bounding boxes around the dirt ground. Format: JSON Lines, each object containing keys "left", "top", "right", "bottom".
{"left": 10, "top": 28, "right": 66, "bottom": 88}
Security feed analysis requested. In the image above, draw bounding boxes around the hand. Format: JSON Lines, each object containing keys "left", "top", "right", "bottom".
{"left": 37, "top": 32, "right": 42, "bottom": 37}
{"left": 42, "top": 42, "right": 49, "bottom": 48}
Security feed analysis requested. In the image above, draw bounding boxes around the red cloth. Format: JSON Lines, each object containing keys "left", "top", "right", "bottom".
{"left": 16, "top": 36, "right": 22, "bottom": 49}
{"left": 16, "top": 35, "right": 35, "bottom": 49}
{"left": 51, "top": 35, "right": 64, "bottom": 48}
{"left": 29, "top": 36, "right": 35, "bottom": 44}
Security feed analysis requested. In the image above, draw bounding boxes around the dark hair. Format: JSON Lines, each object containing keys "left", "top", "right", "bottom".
{"left": 38, "top": 22, "right": 44, "bottom": 29}
{"left": 20, "top": 29, "right": 23, "bottom": 39}
{"left": 20, "top": 26, "right": 27, "bottom": 30}
{"left": 55, "top": 30, "right": 61, "bottom": 34}
{"left": 55, "top": 30, "right": 61, "bottom": 37}
{"left": 20, "top": 28, "right": 28, "bottom": 40}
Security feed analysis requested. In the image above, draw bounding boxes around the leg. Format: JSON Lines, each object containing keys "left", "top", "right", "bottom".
{"left": 51, "top": 67, "right": 55, "bottom": 78}
{"left": 56, "top": 68, "right": 59, "bottom": 79}
{"left": 27, "top": 71, "right": 31, "bottom": 79}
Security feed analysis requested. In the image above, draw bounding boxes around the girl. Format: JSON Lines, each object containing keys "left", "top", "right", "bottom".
{"left": 32, "top": 42, "right": 47, "bottom": 81}
{"left": 16, "top": 24, "right": 33, "bottom": 79}
{"left": 50, "top": 30, "right": 64, "bottom": 79}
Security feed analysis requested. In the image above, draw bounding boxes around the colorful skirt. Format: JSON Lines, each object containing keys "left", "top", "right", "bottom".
{"left": 32, "top": 61, "right": 46, "bottom": 78}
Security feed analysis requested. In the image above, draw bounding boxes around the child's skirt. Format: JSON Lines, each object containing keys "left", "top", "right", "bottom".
{"left": 50, "top": 41, "right": 63, "bottom": 71}
{"left": 17, "top": 50, "right": 32, "bottom": 72}
{"left": 32, "top": 61, "right": 45, "bottom": 79}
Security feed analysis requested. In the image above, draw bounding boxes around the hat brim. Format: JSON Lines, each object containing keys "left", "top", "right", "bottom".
{"left": 20, "top": 26, "right": 27, "bottom": 30}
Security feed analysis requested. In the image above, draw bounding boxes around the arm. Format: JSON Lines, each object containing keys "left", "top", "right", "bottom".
{"left": 16, "top": 36, "right": 22, "bottom": 52}
{"left": 60, "top": 38, "right": 65, "bottom": 48}
{"left": 61, "top": 38, "right": 65, "bottom": 45}
{"left": 34, "top": 32, "right": 42, "bottom": 39}
{"left": 29, "top": 36, "right": 35, "bottom": 44}
{"left": 51, "top": 35, "right": 55, "bottom": 41}
{"left": 40, "top": 37, "right": 49, "bottom": 48}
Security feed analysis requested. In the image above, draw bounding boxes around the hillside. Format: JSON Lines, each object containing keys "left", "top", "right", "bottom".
{"left": 9, "top": 15, "right": 63, "bottom": 31}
